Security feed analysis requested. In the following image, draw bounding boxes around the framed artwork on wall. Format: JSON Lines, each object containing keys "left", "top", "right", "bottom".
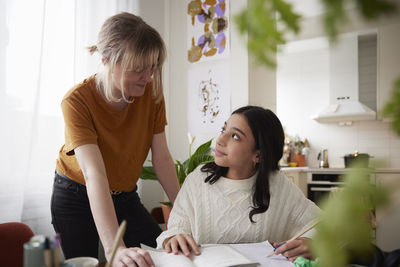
{"left": 187, "top": 0, "right": 230, "bottom": 63}
{"left": 187, "top": 63, "right": 231, "bottom": 135}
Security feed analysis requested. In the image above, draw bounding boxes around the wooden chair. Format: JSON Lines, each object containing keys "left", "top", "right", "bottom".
{"left": 0, "top": 222, "right": 34, "bottom": 267}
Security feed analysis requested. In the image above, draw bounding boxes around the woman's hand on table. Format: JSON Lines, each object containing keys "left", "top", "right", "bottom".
{"left": 111, "top": 246, "right": 154, "bottom": 267}
{"left": 273, "top": 237, "right": 312, "bottom": 262}
{"left": 164, "top": 234, "right": 201, "bottom": 257}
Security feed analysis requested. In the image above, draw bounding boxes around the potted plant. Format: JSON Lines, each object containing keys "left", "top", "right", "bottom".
{"left": 140, "top": 137, "right": 214, "bottom": 226}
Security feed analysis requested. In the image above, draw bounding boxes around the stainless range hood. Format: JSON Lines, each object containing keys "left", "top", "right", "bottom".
{"left": 313, "top": 33, "right": 377, "bottom": 123}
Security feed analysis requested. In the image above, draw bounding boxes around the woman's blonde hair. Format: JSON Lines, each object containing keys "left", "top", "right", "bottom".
{"left": 89, "top": 12, "right": 166, "bottom": 103}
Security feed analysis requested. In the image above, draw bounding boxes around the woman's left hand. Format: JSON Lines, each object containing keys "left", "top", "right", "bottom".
{"left": 273, "top": 237, "right": 312, "bottom": 262}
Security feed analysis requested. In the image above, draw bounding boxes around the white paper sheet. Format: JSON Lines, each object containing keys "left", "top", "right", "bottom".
{"left": 142, "top": 241, "right": 295, "bottom": 267}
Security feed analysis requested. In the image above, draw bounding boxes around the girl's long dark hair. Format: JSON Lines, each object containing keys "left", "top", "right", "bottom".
{"left": 201, "top": 106, "right": 284, "bottom": 223}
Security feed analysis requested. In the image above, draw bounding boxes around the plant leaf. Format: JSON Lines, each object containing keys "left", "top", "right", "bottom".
{"left": 192, "top": 139, "right": 213, "bottom": 158}
{"left": 140, "top": 166, "right": 157, "bottom": 180}
{"left": 188, "top": 154, "right": 214, "bottom": 174}
{"left": 160, "top": 201, "right": 172, "bottom": 207}
{"left": 176, "top": 160, "right": 187, "bottom": 186}
{"left": 188, "top": 139, "right": 213, "bottom": 172}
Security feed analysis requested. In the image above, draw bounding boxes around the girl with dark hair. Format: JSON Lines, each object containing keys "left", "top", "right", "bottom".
{"left": 156, "top": 106, "right": 320, "bottom": 262}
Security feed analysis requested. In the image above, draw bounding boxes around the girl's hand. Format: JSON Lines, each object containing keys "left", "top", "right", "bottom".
{"left": 111, "top": 246, "right": 154, "bottom": 267}
{"left": 273, "top": 237, "right": 312, "bottom": 262}
{"left": 164, "top": 234, "right": 201, "bottom": 257}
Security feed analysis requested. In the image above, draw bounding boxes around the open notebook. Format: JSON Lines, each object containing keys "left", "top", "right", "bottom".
{"left": 141, "top": 241, "right": 294, "bottom": 267}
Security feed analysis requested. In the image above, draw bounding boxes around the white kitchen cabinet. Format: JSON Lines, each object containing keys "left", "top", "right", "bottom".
{"left": 375, "top": 172, "right": 400, "bottom": 251}
{"left": 377, "top": 23, "right": 400, "bottom": 120}
{"left": 281, "top": 168, "right": 308, "bottom": 196}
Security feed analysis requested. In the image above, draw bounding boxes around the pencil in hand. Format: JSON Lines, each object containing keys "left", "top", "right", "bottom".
{"left": 105, "top": 220, "right": 127, "bottom": 267}
{"left": 267, "top": 220, "right": 319, "bottom": 258}
{"left": 267, "top": 241, "right": 287, "bottom": 257}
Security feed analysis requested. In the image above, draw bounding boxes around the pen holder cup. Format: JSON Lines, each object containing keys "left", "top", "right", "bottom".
{"left": 23, "top": 235, "right": 67, "bottom": 267}
{"left": 23, "top": 242, "right": 45, "bottom": 267}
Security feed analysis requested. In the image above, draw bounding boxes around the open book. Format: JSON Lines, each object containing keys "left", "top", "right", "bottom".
{"left": 141, "top": 244, "right": 259, "bottom": 267}
{"left": 141, "top": 241, "right": 294, "bottom": 267}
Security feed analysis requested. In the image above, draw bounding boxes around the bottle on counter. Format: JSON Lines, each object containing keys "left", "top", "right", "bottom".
{"left": 301, "top": 139, "right": 310, "bottom": 166}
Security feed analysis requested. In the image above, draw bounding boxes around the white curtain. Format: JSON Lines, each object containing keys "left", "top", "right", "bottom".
{"left": 0, "top": 0, "right": 139, "bottom": 237}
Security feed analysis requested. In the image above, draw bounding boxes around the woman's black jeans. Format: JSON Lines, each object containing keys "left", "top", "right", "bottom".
{"left": 50, "top": 172, "right": 162, "bottom": 259}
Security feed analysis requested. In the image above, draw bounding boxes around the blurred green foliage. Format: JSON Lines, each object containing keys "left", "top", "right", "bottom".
{"left": 311, "top": 165, "right": 389, "bottom": 267}
{"left": 383, "top": 78, "right": 400, "bottom": 136}
{"left": 321, "top": 0, "right": 396, "bottom": 41}
{"left": 234, "top": 0, "right": 300, "bottom": 67}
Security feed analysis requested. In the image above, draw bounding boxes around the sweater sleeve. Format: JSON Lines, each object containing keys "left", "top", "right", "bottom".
{"left": 156, "top": 171, "right": 198, "bottom": 249}
{"left": 281, "top": 173, "right": 320, "bottom": 239}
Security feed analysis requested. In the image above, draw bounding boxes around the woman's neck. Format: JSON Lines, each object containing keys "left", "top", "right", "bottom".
{"left": 108, "top": 100, "right": 130, "bottom": 110}
{"left": 98, "top": 83, "right": 131, "bottom": 110}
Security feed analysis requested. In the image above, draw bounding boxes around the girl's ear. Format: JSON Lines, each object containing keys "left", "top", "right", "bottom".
{"left": 253, "top": 150, "right": 261, "bottom": 163}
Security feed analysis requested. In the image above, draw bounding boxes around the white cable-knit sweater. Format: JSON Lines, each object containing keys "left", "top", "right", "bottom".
{"left": 156, "top": 166, "right": 320, "bottom": 248}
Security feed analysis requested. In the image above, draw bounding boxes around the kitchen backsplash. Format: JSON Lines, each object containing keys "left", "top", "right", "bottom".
{"left": 283, "top": 120, "right": 400, "bottom": 169}
{"left": 276, "top": 38, "right": 400, "bottom": 169}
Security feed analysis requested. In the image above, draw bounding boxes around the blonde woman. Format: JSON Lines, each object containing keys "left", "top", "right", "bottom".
{"left": 51, "top": 12, "right": 179, "bottom": 267}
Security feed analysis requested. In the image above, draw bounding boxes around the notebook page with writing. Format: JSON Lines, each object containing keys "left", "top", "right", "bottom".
{"left": 230, "top": 241, "right": 295, "bottom": 267}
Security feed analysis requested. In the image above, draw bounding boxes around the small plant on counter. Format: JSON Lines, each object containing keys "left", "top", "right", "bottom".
{"left": 281, "top": 133, "right": 309, "bottom": 167}
{"left": 140, "top": 136, "right": 214, "bottom": 206}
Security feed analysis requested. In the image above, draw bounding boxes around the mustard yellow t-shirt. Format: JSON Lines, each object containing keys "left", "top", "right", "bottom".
{"left": 56, "top": 75, "right": 167, "bottom": 191}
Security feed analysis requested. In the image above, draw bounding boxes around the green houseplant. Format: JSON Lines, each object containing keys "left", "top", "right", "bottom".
{"left": 140, "top": 137, "right": 214, "bottom": 224}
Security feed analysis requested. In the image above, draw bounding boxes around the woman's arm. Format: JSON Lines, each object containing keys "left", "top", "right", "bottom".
{"left": 75, "top": 144, "right": 153, "bottom": 267}
{"left": 151, "top": 132, "right": 180, "bottom": 203}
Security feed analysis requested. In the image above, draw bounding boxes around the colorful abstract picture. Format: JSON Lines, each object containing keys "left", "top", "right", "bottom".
{"left": 188, "top": 64, "right": 230, "bottom": 135}
{"left": 187, "top": 0, "right": 230, "bottom": 63}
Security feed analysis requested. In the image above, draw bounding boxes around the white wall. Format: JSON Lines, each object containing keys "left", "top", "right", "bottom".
{"left": 249, "top": 57, "right": 277, "bottom": 112}
{"left": 136, "top": 0, "right": 169, "bottom": 212}
{"left": 167, "top": 0, "right": 248, "bottom": 161}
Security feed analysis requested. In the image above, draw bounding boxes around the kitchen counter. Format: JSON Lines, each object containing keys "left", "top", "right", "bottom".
{"left": 280, "top": 167, "right": 400, "bottom": 174}
{"left": 280, "top": 167, "right": 309, "bottom": 172}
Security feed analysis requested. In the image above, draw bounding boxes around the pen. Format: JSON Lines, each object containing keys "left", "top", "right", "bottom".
{"left": 44, "top": 237, "right": 52, "bottom": 267}
{"left": 268, "top": 241, "right": 287, "bottom": 256}
{"left": 267, "top": 220, "right": 319, "bottom": 257}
